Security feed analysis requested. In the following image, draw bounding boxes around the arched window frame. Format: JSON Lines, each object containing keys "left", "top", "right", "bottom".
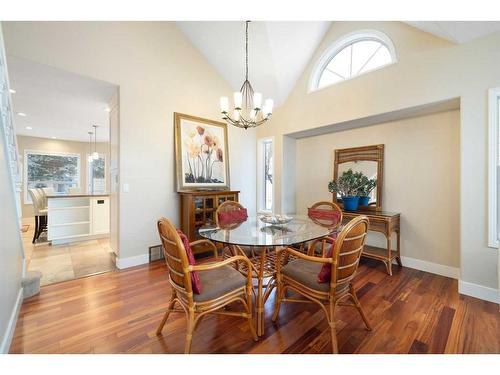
{"left": 309, "top": 29, "right": 398, "bottom": 92}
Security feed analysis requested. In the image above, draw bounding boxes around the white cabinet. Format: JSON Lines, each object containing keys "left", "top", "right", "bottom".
{"left": 91, "top": 197, "right": 110, "bottom": 235}
{"left": 48, "top": 195, "right": 109, "bottom": 244}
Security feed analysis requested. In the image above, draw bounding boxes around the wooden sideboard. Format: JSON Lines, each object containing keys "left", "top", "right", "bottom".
{"left": 342, "top": 210, "right": 401, "bottom": 275}
{"left": 179, "top": 190, "right": 240, "bottom": 254}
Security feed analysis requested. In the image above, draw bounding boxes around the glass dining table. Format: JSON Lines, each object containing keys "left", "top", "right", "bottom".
{"left": 199, "top": 215, "right": 334, "bottom": 336}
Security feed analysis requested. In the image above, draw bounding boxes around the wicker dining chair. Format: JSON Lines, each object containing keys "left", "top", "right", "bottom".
{"left": 272, "top": 216, "right": 372, "bottom": 354}
{"left": 156, "top": 218, "right": 257, "bottom": 353}
{"left": 306, "top": 201, "right": 343, "bottom": 257}
{"left": 216, "top": 201, "right": 262, "bottom": 258}
{"left": 216, "top": 201, "right": 282, "bottom": 336}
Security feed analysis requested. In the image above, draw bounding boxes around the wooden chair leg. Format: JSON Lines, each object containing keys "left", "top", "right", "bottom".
{"left": 328, "top": 302, "right": 339, "bottom": 354}
{"left": 184, "top": 309, "right": 195, "bottom": 354}
{"left": 156, "top": 294, "right": 177, "bottom": 335}
{"left": 272, "top": 282, "right": 284, "bottom": 322}
{"left": 35, "top": 216, "right": 43, "bottom": 241}
{"left": 32, "top": 216, "right": 38, "bottom": 243}
{"left": 349, "top": 285, "right": 372, "bottom": 331}
{"left": 246, "top": 286, "right": 258, "bottom": 341}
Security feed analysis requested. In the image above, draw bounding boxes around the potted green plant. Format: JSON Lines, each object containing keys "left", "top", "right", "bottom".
{"left": 328, "top": 169, "right": 364, "bottom": 211}
{"left": 357, "top": 175, "right": 377, "bottom": 206}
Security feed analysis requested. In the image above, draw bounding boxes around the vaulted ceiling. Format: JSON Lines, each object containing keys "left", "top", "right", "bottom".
{"left": 406, "top": 21, "right": 500, "bottom": 44}
{"left": 177, "top": 21, "right": 500, "bottom": 107}
{"left": 177, "top": 21, "right": 331, "bottom": 107}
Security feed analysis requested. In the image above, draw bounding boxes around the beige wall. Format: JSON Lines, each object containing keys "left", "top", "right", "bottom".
{"left": 17, "top": 135, "right": 110, "bottom": 218}
{"left": 296, "top": 110, "right": 460, "bottom": 268}
{"left": 257, "top": 21, "right": 500, "bottom": 291}
{"left": 2, "top": 22, "right": 257, "bottom": 262}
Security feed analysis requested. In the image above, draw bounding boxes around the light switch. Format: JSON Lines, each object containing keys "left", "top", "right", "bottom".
{"left": 123, "top": 183, "right": 129, "bottom": 193}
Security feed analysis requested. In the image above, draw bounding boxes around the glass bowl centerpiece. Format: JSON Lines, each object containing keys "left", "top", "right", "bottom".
{"left": 259, "top": 214, "right": 293, "bottom": 225}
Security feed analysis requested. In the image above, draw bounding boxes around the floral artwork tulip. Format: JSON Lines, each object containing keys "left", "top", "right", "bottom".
{"left": 183, "top": 125, "right": 224, "bottom": 184}
{"left": 216, "top": 148, "right": 223, "bottom": 162}
{"left": 203, "top": 134, "right": 214, "bottom": 147}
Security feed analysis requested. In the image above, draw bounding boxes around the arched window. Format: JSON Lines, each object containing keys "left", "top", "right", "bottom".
{"left": 310, "top": 30, "right": 397, "bottom": 91}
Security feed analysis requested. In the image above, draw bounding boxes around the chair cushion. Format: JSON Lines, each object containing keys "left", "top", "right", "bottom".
{"left": 218, "top": 208, "right": 248, "bottom": 225}
{"left": 282, "top": 258, "right": 330, "bottom": 292}
{"left": 282, "top": 258, "right": 348, "bottom": 294}
{"left": 317, "top": 234, "right": 337, "bottom": 283}
{"left": 308, "top": 207, "right": 341, "bottom": 227}
{"left": 176, "top": 229, "right": 202, "bottom": 295}
{"left": 194, "top": 265, "right": 246, "bottom": 302}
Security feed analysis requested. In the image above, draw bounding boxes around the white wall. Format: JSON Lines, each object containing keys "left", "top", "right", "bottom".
{"left": 257, "top": 21, "right": 500, "bottom": 296}
{"left": 0, "top": 127, "right": 23, "bottom": 353}
{"left": 295, "top": 110, "right": 460, "bottom": 268}
{"left": 0, "top": 25, "right": 24, "bottom": 354}
{"left": 2, "top": 22, "right": 257, "bottom": 264}
{"left": 0, "top": 136, "right": 23, "bottom": 353}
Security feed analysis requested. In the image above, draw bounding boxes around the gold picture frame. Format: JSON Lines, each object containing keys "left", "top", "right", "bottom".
{"left": 174, "top": 112, "right": 230, "bottom": 192}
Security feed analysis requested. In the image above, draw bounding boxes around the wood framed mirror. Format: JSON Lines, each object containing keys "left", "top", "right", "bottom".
{"left": 333, "top": 144, "right": 384, "bottom": 211}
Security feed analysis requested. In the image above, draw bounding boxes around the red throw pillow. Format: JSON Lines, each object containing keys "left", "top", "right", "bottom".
{"left": 176, "top": 229, "right": 202, "bottom": 294}
{"left": 317, "top": 233, "right": 338, "bottom": 283}
{"left": 308, "top": 208, "right": 341, "bottom": 227}
{"left": 218, "top": 208, "right": 248, "bottom": 225}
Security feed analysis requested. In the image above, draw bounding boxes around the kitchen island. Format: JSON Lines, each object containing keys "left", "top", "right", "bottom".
{"left": 47, "top": 194, "right": 110, "bottom": 244}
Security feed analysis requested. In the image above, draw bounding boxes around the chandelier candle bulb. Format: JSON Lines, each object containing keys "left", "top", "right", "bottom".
{"left": 264, "top": 99, "right": 274, "bottom": 115}
{"left": 253, "top": 92, "right": 262, "bottom": 109}
{"left": 233, "top": 110, "right": 240, "bottom": 121}
{"left": 220, "top": 97, "right": 229, "bottom": 113}
{"left": 234, "top": 92, "right": 242, "bottom": 109}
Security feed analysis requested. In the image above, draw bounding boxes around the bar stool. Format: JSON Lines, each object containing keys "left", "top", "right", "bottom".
{"left": 28, "top": 188, "right": 48, "bottom": 243}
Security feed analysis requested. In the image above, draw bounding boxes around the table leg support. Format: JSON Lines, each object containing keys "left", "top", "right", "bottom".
{"left": 395, "top": 230, "right": 402, "bottom": 267}
{"left": 256, "top": 248, "right": 267, "bottom": 336}
{"left": 386, "top": 235, "right": 392, "bottom": 276}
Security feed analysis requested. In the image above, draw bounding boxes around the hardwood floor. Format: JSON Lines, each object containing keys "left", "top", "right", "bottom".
{"left": 10, "top": 258, "right": 500, "bottom": 354}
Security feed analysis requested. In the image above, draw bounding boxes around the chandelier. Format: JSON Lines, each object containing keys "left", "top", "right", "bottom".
{"left": 220, "top": 21, "right": 273, "bottom": 129}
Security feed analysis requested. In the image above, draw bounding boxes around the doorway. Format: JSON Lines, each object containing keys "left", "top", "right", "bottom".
{"left": 8, "top": 56, "right": 120, "bottom": 286}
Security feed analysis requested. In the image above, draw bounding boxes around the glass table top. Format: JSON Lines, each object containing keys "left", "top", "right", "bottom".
{"left": 198, "top": 215, "right": 335, "bottom": 247}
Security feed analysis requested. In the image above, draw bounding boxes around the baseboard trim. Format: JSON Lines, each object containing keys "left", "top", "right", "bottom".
{"left": 458, "top": 280, "right": 499, "bottom": 304}
{"left": 392, "top": 256, "right": 498, "bottom": 304}
{"left": 116, "top": 254, "right": 149, "bottom": 270}
{"left": 0, "top": 288, "right": 23, "bottom": 353}
{"left": 396, "top": 256, "right": 460, "bottom": 279}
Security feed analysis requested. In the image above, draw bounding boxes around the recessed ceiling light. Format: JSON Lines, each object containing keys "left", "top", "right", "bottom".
{"left": 9, "top": 89, "right": 16, "bottom": 94}
{"left": 16, "top": 112, "right": 27, "bottom": 117}
{"left": 51, "top": 136, "right": 57, "bottom": 139}
{"left": 25, "top": 126, "right": 33, "bottom": 130}
{"left": 104, "top": 107, "right": 111, "bottom": 112}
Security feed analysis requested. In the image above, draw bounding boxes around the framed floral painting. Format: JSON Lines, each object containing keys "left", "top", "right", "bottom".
{"left": 174, "top": 112, "right": 230, "bottom": 191}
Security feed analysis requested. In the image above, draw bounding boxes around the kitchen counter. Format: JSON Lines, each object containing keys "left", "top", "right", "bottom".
{"left": 46, "top": 193, "right": 109, "bottom": 198}
{"left": 47, "top": 195, "right": 110, "bottom": 244}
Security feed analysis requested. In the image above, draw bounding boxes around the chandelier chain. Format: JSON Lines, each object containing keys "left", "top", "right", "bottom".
{"left": 245, "top": 20, "right": 249, "bottom": 81}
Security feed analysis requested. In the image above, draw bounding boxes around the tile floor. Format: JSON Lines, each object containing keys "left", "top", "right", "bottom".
{"left": 21, "top": 217, "right": 116, "bottom": 286}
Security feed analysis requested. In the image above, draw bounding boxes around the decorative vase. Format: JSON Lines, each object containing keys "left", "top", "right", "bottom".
{"left": 342, "top": 196, "right": 360, "bottom": 211}
{"left": 358, "top": 196, "right": 370, "bottom": 206}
